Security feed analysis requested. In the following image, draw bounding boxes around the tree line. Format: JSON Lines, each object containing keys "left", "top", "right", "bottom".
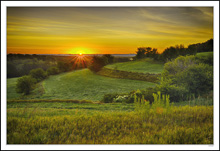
{"left": 135, "top": 39, "right": 213, "bottom": 62}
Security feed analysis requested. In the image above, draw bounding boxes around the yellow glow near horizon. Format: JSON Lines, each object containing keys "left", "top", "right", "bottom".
{"left": 68, "top": 47, "right": 95, "bottom": 55}
{"left": 7, "top": 7, "right": 213, "bottom": 54}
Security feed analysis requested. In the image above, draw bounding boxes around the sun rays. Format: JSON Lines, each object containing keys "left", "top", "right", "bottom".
{"left": 68, "top": 54, "right": 92, "bottom": 70}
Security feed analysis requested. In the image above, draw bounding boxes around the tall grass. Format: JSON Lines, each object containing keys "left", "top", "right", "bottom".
{"left": 7, "top": 100, "right": 213, "bottom": 144}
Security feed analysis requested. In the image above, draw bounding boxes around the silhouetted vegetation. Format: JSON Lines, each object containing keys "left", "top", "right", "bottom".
{"left": 88, "top": 56, "right": 108, "bottom": 72}
{"left": 136, "top": 47, "right": 159, "bottom": 60}
{"left": 103, "top": 54, "right": 114, "bottom": 64}
{"left": 135, "top": 39, "right": 213, "bottom": 62}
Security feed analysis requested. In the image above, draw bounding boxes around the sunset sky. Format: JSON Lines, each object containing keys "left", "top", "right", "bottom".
{"left": 7, "top": 7, "right": 213, "bottom": 54}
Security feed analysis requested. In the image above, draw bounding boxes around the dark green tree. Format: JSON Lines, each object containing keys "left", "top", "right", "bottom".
{"left": 46, "top": 67, "right": 60, "bottom": 75}
{"left": 88, "top": 56, "right": 108, "bottom": 72}
{"left": 156, "top": 55, "right": 213, "bottom": 102}
{"left": 16, "top": 76, "right": 36, "bottom": 95}
{"left": 136, "top": 47, "right": 146, "bottom": 59}
{"left": 29, "top": 68, "right": 47, "bottom": 82}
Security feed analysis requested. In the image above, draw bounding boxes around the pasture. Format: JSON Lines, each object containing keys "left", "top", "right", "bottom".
{"left": 7, "top": 69, "right": 156, "bottom": 101}
{"left": 105, "top": 58, "right": 164, "bottom": 74}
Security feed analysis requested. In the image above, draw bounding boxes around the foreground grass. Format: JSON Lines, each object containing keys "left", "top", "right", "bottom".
{"left": 7, "top": 104, "right": 213, "bottom": 144}
{"left": 105, "top": 58, "right": 164, "bottom": 74}
{"left": 7, "top": 69, "right": 155, "bottom": 101}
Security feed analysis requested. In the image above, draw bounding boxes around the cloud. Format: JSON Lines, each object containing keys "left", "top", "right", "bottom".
{"left": 7, "top": 7, "right": 213, "bottom": 54}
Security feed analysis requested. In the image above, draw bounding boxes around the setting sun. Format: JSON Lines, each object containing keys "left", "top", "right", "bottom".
{"left": 79, "top": 53, "right": 82, "bottom": 56}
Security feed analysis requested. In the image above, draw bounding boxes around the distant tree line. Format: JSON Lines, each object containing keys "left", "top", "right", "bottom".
{"left": 135, "top": 39, "right": 213, "bottom": 62}
{"left": 7, "top": 55, "right": 90, "bottom": 78}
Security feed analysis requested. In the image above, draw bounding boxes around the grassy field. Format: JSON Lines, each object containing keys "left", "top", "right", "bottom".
{"left": 105, "top": 58, "right": 164, "bottom": 74}
{"left": 7, "top": 69, "right": 156, "bottom": 101}
{"left": 6, "top": 55, "right": 213, "bottom": 144}
{"left": 7, "top": 78, "right": 23, "bottom": 99}
{"left": 7, "top": 101, "right": 213, "bottom": 144}
{"left": 196, "top": 51, "right": 213, "bottom": 57}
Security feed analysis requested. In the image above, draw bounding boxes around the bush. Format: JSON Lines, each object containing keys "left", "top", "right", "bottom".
{"left": 16, "top": 76, "right": 36, "bottom": 95}
{"left": 141, "top": 88, "right": 157, "bottom": 104}
{"left": 47, "top": 67, "right": 59, "bottom": 75}
{"left": 113, "top": 95, "right": 130, "bottom": 103}
{"left": 29, "top": 68, "right": 47, "bottom": 82}
{"left": 155, "top": 78, "right": 189, "bottom": 102}
{"left": 180, "top": 63, "right": 213, "bottom": 96}
{"left": 88, "top": 56, "right": 108, "bottom": 72}
{"left": 101, "top": 93, "right": 118, "bottom": 103}
{"left": 156, "top": 55, "right": 213, "bottom": 102}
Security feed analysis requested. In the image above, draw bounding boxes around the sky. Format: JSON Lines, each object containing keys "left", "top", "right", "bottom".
{"left": 7, "top": 7, "right": 213, "bottom": 54}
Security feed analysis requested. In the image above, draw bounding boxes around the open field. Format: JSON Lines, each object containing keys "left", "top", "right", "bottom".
{"left": 105, "top": 58, "right": 164, "bottom": 74}
{"left": 196, "top": 52, "right": 213, "bottom": 57}
{"left": 7, "top": 69, "right": 156, "bottom": 101}
{"left": 7, "top": 102, "right": 213, "bottom": 144}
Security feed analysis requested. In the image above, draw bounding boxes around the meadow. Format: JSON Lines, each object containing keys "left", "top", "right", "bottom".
{"left": 7, "top": 101, "right": 213, "bottom": 144}
{"left": 6, "top": 52, "right": 213, "bottom": 144}
{"left": 105, "top": 58, "right": 164, "bottom": 74}
{"left": 7, "top": 69, "right": 156, "bottom": 101}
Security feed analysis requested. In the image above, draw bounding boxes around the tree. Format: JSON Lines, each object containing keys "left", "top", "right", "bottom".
{"left": 136, "top": 47, "right": 146, "bottom": 59}
{"left": 156, "top": 55, "right": 213, "bottom": 102}
{"left": 29, "top": 68, "right": 47, "bottom": 82}
{"left": 16, "top": 76, "right": 36, "bottom": 95}
{"left": 57, "top": 61, "right": 71, "bottom": 72}
{"left": 136, "top": 47, "right": 159, "bottom": 60}
{"left": 46, "top": 67, "right": 59, "bottom": 75}
{"left": 88, "top": 56, "right": 108, "bottom": 72}
{"left": 180, "top": 63, "right": 213, "bottom": 95}
{"left": 103, "top": 54, "right": 114, "bottom": 64}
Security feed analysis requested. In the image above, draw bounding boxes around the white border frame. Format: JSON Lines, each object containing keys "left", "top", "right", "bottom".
{"left": 1, "top": 1, "right": 219, "bottom": 150}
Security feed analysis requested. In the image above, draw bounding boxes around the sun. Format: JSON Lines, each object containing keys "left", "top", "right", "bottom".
{"left": 79, "top": 53, "right": 82, "bottom": 56}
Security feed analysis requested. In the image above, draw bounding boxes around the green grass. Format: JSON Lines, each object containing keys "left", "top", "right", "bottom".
{"left": 174, "top": 97, "right": 213, "bottom": 106}
{"left": 7, "top": 103, "right": 213, "bottom": 144}
{"left": 105, "top": 59, "right": 164, "bottom": 74}
{"left": 196, "top": 52, "right": 213, "bottom": 57}
{"left": 7, "top": 102, "right": 135, "bottom": 113}
{"left": 7, "top": 69, "right": 156, "bottom": 101}
{"left": 7, "top": 77, "right": 22, "bottom": 99}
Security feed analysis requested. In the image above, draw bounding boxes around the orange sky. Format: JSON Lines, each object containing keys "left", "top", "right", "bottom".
{"left": 7, "top": 7, "right": 213, "bottom": 54}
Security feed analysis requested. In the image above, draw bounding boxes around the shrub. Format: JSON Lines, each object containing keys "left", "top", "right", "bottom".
{"left": 155, "top": 77, "right": 189, "bottom": 102}
{"left": 157, "top": 55, "right": 213, "bottom": 102}
{"left": 180, "top": 63, "right": 213, "bottom": 96}
{"left": 113, "top": 95, "right": 129, "bottom": 103}
{"left": 141, "top": 88, "right": 157, "bottom": 104}
{"left": 101, "top": 93, "right": 118, "bottom": 103}
{"left": 16, "top": 75, "right": 36, "bottom": 95}
{"left": 29, "top": 68, "right": 47, "bottom": 82}
{"left": 47, "top": 67, "right": 59, "bottom": 75}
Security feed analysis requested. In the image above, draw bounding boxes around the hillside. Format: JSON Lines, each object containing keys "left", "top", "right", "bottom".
{"left": 7, "top": 69, "right": 156, "bottom": 101}
{"left": 105, "top": 58, "right": 164, "bottom": 74}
